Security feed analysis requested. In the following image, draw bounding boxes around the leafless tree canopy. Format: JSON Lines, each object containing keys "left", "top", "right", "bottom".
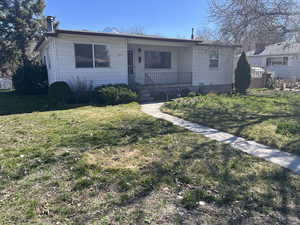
{"left": 196, "top": 27, "right": 223, "bottom": 41}
{"left": 126, "top": 25, "right": 145, "bottom": 35}
{"left": 209, "top": 0, "right": 300, "bottom": 49}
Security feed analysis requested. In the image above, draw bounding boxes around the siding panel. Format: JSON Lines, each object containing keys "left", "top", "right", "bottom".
{"left": 192, "top": 46, "right": 234, "bottom": 86}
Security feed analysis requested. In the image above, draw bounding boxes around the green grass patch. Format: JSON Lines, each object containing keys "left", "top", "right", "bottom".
{"left": 276, "top": 121, "right": 300, "bottom": 136}
{"left": 162, "top": 89, "right": 300, "bottom": 156}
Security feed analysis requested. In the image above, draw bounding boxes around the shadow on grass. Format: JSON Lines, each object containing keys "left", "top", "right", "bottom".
{"left": 0, "top": 90, "right": 89, "bottom": 116}
{"left": 60, "top": 116, "right": 183, "bottom": 150}
{"left": 0, "top": 115, "right": 184, "bottom": 186}
{"left": 75, "top": 139, "right": 300, "bottom": 224}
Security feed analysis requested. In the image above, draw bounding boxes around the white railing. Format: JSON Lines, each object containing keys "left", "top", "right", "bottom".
{"left": 144, "top": 72, "right": 192, "bottom": 85}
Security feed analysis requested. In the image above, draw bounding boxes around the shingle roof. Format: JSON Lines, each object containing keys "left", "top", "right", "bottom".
{"left": 246, "top": 42, "right": 300, "bottom": 57}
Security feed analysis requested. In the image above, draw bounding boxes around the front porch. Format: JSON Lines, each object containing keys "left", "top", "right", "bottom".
{"left": 127, "top": 42, "right": 194, "bottom": 86}
{"left": 131, "top": 73, "right": 196, "bottom": 102}
{"left": 129, "top": 71, "right": 193, "bottom": 86}
{"left": 126, "top": 42, "right": 196, "bottom": 101}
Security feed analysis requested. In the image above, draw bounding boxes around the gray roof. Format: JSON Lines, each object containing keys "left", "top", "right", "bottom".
{"left": 49, "top": 29, "right": 203, "bottom": 43}
{"left": 247, "top": 42, "right": 300, "bottom": 57}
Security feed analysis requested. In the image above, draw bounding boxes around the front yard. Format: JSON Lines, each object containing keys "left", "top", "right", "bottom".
{"left": 163, "top": 89, "right": 300, "bottom": 156}
{"left": 1, "top": 90, "right": 300, "bottom": 224}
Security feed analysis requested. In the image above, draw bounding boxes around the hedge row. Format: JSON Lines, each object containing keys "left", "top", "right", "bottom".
{"left": 48, "top": 82, "right": 138, "bottom": 106}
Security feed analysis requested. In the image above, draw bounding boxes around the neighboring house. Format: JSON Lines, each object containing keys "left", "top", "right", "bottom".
{"left": 245, "top": 42, "right": 300, "bottom": 80}
{"left": 36, "top": 17, "right": 240, "bottom": 97}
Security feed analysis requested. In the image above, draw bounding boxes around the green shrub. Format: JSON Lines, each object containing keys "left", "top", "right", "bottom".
{"left": 276, "top": 121, "right": 300, "bottom": 136}
{"left": 48, "top": 82, "right": 72, "bottom": 106}
{"left": 12, "top": 63, "right": 48, "bottom": 94}
{"left": 235, "top": 52, "right": 251, "bottom": 94}
{"left": 94, "top": 84, "right": 138, "bottom": 105}
{"left": 187, "top": 92, "right": 197, "bottom": 97}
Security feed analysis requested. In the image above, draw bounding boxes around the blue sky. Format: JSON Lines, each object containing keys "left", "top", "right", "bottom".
{"left": 45, "top": 0, "right": 213, "bottom": 38}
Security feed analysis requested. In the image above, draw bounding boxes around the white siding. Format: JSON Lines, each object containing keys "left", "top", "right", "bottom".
{"left": 50, "top": 34, "right": 128, "bottom": 87}
{"left": 178, "top": 47, "right": 193, "bottom": 72}
{"left": 192, "top": 46, "right": 234, "bottom": 86}
{"left": 247, "top": 54, "right": 300, "bottom": 79}
{"left": 39, "top": 33, "right": 236, "bottom": 88}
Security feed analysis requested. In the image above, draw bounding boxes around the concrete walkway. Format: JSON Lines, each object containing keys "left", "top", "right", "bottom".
{"left": 141, "top": 103, "right": 300, "bottom": 175}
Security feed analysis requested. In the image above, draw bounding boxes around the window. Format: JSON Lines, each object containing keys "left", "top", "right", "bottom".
{"left": 74, "top": 44, "right": 93, "bottom": 68}
{"left": 145, "top": 51, "right": 171, "bottom": 69}
{"left": 209, "top": 49, "right": 219, "bottom": 68}
{"left": 94, "top": 45, "right": 110, "bottom": 67}
{"left": 74, "top": 43, "right": 110, "bottom": 68}
{"left": 266, "top": 57, "right": 288, "bottom": 66}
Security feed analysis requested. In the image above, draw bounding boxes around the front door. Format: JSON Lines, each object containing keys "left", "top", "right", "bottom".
{"left": 128, "top": 49, "right": 135, "bottom": 85}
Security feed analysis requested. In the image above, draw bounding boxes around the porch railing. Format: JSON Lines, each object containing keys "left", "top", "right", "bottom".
{"left": 144, "top": 72, "right": 192, "bottom": 85}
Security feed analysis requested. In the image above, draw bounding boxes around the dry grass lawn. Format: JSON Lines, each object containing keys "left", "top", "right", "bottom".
{"left": 0, "top": 90, "right": 300, "bottom": 225}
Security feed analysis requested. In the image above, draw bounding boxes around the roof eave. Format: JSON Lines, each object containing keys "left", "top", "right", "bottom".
{"left": 49, "top": 29, "right": 203, "bottom": 44}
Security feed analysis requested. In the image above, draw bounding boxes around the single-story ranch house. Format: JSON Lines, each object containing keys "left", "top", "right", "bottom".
{"left": 246, "top": 42, "right": 300, "bottom": 80}
{"left": 37, "top": 17, "right": 240, "bottom": 97}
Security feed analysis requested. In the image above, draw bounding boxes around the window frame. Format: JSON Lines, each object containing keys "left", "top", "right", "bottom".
{"left": 144, "top": 51, "right": 172, "bottom": 69}
{"left": 209, "top": 49, "right": 219, "bottom": 69}
{"left": 266, "top": 56, "right": 288, "bottom": 66}
{"left": 74, "top": 43, "right": 110, "bottom": 69}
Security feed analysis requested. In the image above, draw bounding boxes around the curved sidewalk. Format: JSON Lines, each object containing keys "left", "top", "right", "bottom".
{"left": 142, "top": 103, "right": 300, "bottom": 175}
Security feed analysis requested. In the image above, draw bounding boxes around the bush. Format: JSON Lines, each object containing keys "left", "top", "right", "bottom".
{"left": 69, "top": 77, "right": 93, "bottom": 103}
{"left": 48, "top": 82, "right": 72, "bottom": 106}
{"left": 12, "top": 63, "right": 48, "bottom": 94}
{"left": 235, "top": 52, "right": 251, "bottom": 94}
{"left": 94, "top": 84, "right": 138, "bottom": 105}
{"left": 187, "top": 92, "right": 197, "bottom": 97}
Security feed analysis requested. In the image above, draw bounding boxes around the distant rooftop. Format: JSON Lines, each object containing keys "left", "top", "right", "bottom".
{"left": 247, "top": 42, "right": 300, "bottom": 56}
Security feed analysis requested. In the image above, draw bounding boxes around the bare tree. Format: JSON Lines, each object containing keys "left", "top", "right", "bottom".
{"left": 126, "top": 25, "right": 145, "bottom": 35}
{"left": 196, "top": 27, "right": 223, "bottom": 41}
{"left": 103, "top": 25, "right": 145, "bottom": 35}
{"left": 209, "top": 0, "right": 300, "bottom": 49}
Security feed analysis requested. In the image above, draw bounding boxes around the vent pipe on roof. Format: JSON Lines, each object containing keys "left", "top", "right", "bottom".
{"left": 191, "top": 28, "right": 194, "bottom": 40}
{"left": 47, "top": 16, "right": 55, "bottom": 33}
